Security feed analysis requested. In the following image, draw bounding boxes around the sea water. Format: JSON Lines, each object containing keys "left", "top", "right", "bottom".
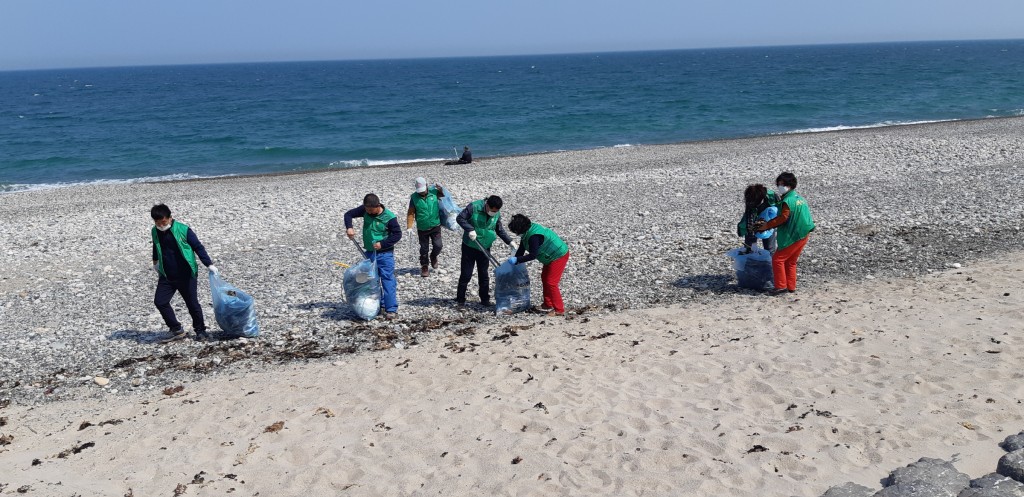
{"left": 2, "top": 40, "right": 1022, "bottom": 192}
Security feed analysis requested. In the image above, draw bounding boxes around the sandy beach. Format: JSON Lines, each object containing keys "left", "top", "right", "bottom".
{"left": 1, "top": 117, "right": 1024, "bottom": 495}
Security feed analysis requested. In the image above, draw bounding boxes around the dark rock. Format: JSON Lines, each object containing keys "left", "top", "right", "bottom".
{"left": 875, "top": 481, "right": 958, "bottom": 497}
{"left": 876, "top": 458, "right": 970, "bottom": 497}
{"left": 821, "top": 482, "right": 875, "bottom": 497}
{"left": 958, "top": 472, "right": 1024, "bottom": 497}
{"left": 1001, "top": 433, "right": 1024, "bottom": 453}
{"left": 997, "top": 450, "right": 1024, "bottom": 484}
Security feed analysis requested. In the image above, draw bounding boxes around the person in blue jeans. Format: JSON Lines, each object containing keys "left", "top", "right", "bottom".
{"left": 344, "top": 193, "right": 402, "bottom": 320}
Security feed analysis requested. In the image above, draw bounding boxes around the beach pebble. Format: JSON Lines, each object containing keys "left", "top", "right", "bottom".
{"left": 93, "top": 377, "right": 110, "bottom": 387}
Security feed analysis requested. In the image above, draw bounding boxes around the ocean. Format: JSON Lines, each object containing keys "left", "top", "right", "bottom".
{"left": 1, "top": 40, "right": 1022, "bottom": 192}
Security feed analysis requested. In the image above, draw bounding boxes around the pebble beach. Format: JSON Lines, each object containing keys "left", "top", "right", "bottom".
{"left": 1, "top": 117, "right": 1023, "bottom": 495}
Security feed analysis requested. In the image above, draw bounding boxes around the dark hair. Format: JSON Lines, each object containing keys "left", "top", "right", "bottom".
{"left": 743, "top": 184, "right": 768, "bottom": 208}
{"left": 776, "top": 172, "right": 798, "bottom": 189}
{"left": 363, "top": 193, "right": 381, "bottom": 208}
{"left": 508, "top": 214, "right": 532, "bottom": 235}
{"left": 150, "top": 204, "right": 171, "bottom": 220}
{"left": 485, "top": 195, "right": 502, "bottom": 210}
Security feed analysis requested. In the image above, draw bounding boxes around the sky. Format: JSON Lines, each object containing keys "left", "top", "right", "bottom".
{"left": 2, "top": 0, "right": 1022, "bottom": 71}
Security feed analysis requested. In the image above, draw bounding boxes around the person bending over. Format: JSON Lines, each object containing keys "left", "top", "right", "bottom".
{"left": 507, "top": 214, "right": 570, "bottom": 317}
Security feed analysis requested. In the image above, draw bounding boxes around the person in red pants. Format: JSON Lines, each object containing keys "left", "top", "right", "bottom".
{"left": 754, "top": 172, "right": 815, "bottom": 294}
{"left": 507, "top": 214, "right": 570, "bottom": 316}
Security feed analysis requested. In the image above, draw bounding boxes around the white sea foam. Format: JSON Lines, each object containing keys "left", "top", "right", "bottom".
{"left": 327, "top": 157, "right": 448, "bottom": 168}
{"left": 0, "top": 173, "right": 234, "bottom": 195}
{"left": 613, "top": 144, "right": 633, "bottom": 148}
{"left": 781, "top": 119, "right": 959, "bottom": 135}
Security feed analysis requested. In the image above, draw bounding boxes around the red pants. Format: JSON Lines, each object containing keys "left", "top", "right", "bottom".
{"left": 541, "top": 252, "right": 570, "bottom": 313}
{"left": 772, "top": 236, "right": 809, "bottom": 291}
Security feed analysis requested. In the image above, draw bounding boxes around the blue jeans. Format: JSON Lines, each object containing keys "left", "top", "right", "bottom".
{"left": 370, "top": 251, "right": 398, "bottom": 313}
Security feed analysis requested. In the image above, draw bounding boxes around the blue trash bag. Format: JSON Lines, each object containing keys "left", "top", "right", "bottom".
{"left": 726, "top": 247, "right": 774, "bottom": 290}
{"left": 209, "top": 272, "right": 260, "bottom": 338}
{"left": 438, "top": 185, "right": 460, "bottom": 231}
{"left": 755, "top": 206, "right": 778, "bottom": 240}
{"left": 494, "top": 254, "right": 531, "bottom": 315}
{"left": 343, "top": 256, "right": 381, "bottom": 321}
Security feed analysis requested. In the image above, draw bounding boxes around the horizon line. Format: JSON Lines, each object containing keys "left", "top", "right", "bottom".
{"left": 2, "top": 37, "right": 1022, "bottom": 74}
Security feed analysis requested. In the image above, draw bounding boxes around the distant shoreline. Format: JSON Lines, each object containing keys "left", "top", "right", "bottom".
{"left": 5, "top": 114, "right": 1022, "bottom": 194}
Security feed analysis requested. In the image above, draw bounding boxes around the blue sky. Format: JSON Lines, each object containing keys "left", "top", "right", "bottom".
{"left": 3, "top": 0, "right": 1022, "bottom": 70}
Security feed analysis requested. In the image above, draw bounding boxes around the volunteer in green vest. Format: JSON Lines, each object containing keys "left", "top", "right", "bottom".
{"left": 507, "top": 214, "right": 570, "bottom": 316}
{"left": 754, "top": 172, "right": 815, "bottom": 294}
{"left": 150, "top": 203, "right": 217, "bottom": 342}
{"left": 345, "top": 193, "right": 403, "bottom": 320}
{"left": 455, "top": 195, "right": 514, "bottom": 307}
{"left": 406, "top": 177, "right": 446, "bottom": 278}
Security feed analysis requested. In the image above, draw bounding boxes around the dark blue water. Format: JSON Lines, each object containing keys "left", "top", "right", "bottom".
{"left": 2, "top": 40, "right": 1022, "bottom": 191}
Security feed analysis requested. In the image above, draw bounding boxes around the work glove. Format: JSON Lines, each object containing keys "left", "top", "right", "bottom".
{"left": 346, "top": 228, "right": 356, "bottom": 240}
{"left": 406, "top": 228, "right": 415, "bottom": 237}
{"left": 507, "top": 256, "right": 517, "bottom": 266}
{"left": 208, "top": 265, "right": 219, "bottom": 275}
{"left": 508, "top": 241, "right": 519, "bottom": 250}
{"left": 467, "top": 230, "right": 477, "bottom": 241}
{"left": 152, "top": 264, "right": 159, "bottom": 274}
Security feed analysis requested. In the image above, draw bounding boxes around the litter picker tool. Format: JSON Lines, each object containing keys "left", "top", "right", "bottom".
{"left": 471, "top": 237, "right": 501, "bottom": 266}
{"left": 351, "top": 237, "right": 367, "bottom": 259}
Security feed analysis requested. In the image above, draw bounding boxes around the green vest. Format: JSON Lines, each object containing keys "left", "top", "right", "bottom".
{"left": 462, "top": 199, "right": 498, "bottom": 250}
{"left": 736, "top": 190, "right": 780, "bottom": 237}
{"left": 151, "top": 221, "right": 198, "bottom": 278}
{"left": 362, "top": 208, "right": 397, "bottom": 252}
{"left": 775, "top": 191, "right": 815, "bottom": 249}
{"left": 410, "top": 187, "right": 441, "bottom": 230}
{"left": 520, "top": 222, "right": 568, "bottom": 264}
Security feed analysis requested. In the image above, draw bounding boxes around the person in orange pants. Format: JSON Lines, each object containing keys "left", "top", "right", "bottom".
{"left": 754, "top": 172, "right": 815, "bottom": 294}
{"left": 507, "top": 214, "right": 570, "bottom": 316}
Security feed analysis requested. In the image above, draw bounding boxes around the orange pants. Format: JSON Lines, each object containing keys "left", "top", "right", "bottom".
{"left": 772, "top": 235, "right": 809, "bottom": 291}
{"left": 541, "top": 252, "right": 570, "bottom": 313}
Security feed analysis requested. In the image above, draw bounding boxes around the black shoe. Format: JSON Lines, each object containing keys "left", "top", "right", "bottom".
{"left": 430, "top": 255, "right": 438, "bottom": 269}
{"left": 481, "top": 300, "right": 492, "bottom": 307}
{"left": 160, "top": 328, "right": 186, "bottom": 343}
{"left": 768, "top": 288, "right": 789, "bottom": 296}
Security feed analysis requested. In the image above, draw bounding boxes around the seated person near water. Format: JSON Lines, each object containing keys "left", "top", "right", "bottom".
{"left": 445, "top": 146, "right": 473, "bottom": 165}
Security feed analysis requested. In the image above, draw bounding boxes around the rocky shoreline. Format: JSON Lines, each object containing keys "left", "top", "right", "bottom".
{"left": 1, "top": 117, "right": 1023, "bottom": 406}
{"left": 820, "top": 431, "right": 1024, "bottom": 496}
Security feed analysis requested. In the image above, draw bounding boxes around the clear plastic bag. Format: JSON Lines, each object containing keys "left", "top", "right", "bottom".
{"left": 209, "top": 272, "right": 260, "bottom": 338}
{"left": 494, "top": 252, "right": 531, "bottom": 315}
{"left": 438, "top": 185, "right": 460, "bottom": 231}
{"left": 725, "top": 247, "right": 774, "bottom": 290}
{"left": 344, "top": 256, "right": 381, "bottom": 320}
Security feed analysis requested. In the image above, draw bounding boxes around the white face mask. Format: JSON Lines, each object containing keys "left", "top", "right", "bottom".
{"left": 777, "top": 185, "right": 790, "bottom": 195}
{"left": 156, "top": 224, "right": 171, "bottom": 232}
{"left": 487, "top": 208, "right": 497, "bottom": 217}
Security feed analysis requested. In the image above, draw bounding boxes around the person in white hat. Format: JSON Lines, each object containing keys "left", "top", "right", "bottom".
{"left": 406, "top": 177, "right": 446, "bottom": 277}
